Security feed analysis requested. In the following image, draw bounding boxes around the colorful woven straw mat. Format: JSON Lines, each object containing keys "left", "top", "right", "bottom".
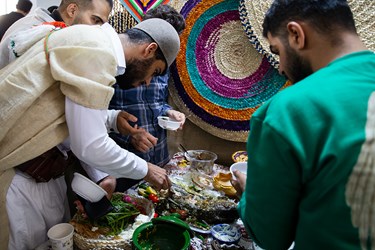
{"left": 241, "top": 0, "right": 375, "bottom": 69}
{"left": 169, "top": 0, "right": 290, "bottom": 142}
{"left": 119, "top": 0, "right": 172, "bottom": 22}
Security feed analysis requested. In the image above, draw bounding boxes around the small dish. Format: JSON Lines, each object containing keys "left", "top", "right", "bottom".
{"left": 213, "top": 172, "right": 236, "bottom": 197}
{"left": 71, "top": 173, "right": 107, "bottom": 202}
{"left": 232, "top": 151, "right": 248, "bottom": 162}
{"left": 157, "top": 116, "right": 181, "bottom": 130}
{"left": 230, "top": 162, "right": 247, "bottom": 180}
{"left": 211, "top": 224, "right": 241, "bottom": 245}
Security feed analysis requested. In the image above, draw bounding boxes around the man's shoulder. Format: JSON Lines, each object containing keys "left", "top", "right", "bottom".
{"left": 50, "top": 25, "right": 109, "bottom": 46}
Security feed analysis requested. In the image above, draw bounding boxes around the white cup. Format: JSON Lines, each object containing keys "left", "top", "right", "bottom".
{"left": 47, "top": 223, "right": 74, "bottom": 250}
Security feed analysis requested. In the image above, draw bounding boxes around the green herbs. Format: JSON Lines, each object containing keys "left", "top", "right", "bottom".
{"left": 97, "top": 193, "right": 140, "bottom": 236}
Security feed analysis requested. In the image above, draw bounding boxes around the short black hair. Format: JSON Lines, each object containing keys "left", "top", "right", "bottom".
{"left": 125, "top": 28, "right": 166, "bottom": 67}
{"left": 16, "top": 0, "right": 32, "bottom": 13}
{"left": 143, "top": 5, "right": 185, "bottom": 34}
{"left": 263, "top": 0, "right": 357, "bottom": 38}
{"left": 47, "top": 5, "right": 58, "bottom": 13}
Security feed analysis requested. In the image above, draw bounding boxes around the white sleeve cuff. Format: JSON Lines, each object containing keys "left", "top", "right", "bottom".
{"left": 106, "top": 109, "right": 121, "bottom": 133}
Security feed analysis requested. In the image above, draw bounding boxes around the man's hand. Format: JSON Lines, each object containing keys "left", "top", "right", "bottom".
{"left": 144, "top": 163, "right": 171, "bottom": 190}
{"left": 166, "top": 110, "right": 186, "bottom": 130}
{"left": 231, "top": 170, "right": 247, "bottom": 198}
{"left": 130, "top": 130, "right": 158, "bottom": 152}
{"left": 98, "top": 175, "right": 117, "bottom": 199}
{"left": 116, "top": 111, "right": 139, "bottom": 135}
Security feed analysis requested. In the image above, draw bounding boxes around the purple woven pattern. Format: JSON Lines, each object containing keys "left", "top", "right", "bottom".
{"left": 169, "top": 0, "right": 289, "bottom": 141}
{"left": 196, "top": 11, "right": 273, "bottom": 98}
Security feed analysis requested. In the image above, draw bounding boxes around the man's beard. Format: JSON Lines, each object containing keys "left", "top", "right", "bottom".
{"left": 284, "top": 44, "right": 313, "bottom": 84}
{"left": 116, "top": 57, "right": 155, "bottom": 90}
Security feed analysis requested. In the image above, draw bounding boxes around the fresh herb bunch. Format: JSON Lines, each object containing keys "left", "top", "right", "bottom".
{"left": 97, "top": 193, "right": 140, "bottom": 235}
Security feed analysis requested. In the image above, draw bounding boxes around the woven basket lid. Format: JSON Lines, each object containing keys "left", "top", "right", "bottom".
{"left": 170, "top": 0, "right": 290, "bottom": 142}
{"left": 241, "top": 0, "right": 375, "bottom": 68}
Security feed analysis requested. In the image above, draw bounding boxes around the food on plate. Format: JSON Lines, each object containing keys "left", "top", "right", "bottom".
{"left": 177, "top": 159, "right": 189, "bottom": 167}
{"left": 70, "top": 193, "right": 154, "bottom": 249}
{"left": 232, "top": 151, "right": 248, "bottom": 163}
{"left": 191, "top": 171, "right": 213, "bottom": 189}
{"left": 138, "top": 183, "right": 160, "bottom": 203}
{"left": 213, "top": 172, "right": 237, "bottom": 197}
{"left": 165, "top": 171, "right": 239, "bottom": 224}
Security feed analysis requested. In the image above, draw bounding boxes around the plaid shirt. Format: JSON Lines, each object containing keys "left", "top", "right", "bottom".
{"left": 109, "top": 74, "right": 172, "bottom": 166}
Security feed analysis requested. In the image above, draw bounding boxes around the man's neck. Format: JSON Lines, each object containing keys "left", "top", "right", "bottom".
{"left": 49, "top": 9, "right": 64, "bottom": 22}
{"left": 15, "top": 9, "right": 27, "bottom": 16}
{"left": 309, "top": 32, "right": 367, "bottom": 72}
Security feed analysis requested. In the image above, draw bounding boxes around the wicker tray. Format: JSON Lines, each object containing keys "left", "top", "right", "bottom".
{"left": 71, "top": 194, "right": 154, "bottom": 250}
{"left": 74, "top": 233, "right": 130, "bottom": 250}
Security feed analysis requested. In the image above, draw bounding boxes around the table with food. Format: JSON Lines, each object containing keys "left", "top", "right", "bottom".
{"left": 68, "top": 150, "right": 254, "bottom": 250}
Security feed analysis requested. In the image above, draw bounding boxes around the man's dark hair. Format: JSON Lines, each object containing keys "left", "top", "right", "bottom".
{"left": 262, "top": 0, "right": 357, "bottom": 38}
{"left": 16, "top": 0, "right": 32, "bottom": 13}
{"left": 143, "top": 5, "right": 185, "bottom": 34}
{"left": 47, "top": 5, "right": 58, "bottom": 13}
{"left": 59, "top": 0, "right": 113, "bottom": 11}
{"left": 125, "top": 28, "right": 166, "bottom": 68}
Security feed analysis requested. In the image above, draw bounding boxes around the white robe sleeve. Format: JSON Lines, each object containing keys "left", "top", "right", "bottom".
{"left": 65, "top": 97, "right": 148, "bottom": 179}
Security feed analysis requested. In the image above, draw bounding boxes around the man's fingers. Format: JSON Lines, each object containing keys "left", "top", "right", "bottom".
{"left": 120, "top": 111, "right": 137, "bottom": 122}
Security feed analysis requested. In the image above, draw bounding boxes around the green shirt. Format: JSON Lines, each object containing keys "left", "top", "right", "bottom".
{"left": 238, "top": 51, "right": 375, "bottom": 250}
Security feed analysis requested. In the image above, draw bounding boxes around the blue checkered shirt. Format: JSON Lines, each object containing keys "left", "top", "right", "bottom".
{"left": 109, "top": 74, "right": 172, "bottom": 166}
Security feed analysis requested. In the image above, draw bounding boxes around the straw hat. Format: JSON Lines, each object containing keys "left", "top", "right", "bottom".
{"left": 241, "top": 0, "right": 375, "bottom": 68}
{"left": 169, "top": 0, "right": 290, "bottom": 142}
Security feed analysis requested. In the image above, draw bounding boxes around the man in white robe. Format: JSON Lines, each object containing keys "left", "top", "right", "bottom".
{"left": 0, "top": 18, "right": 180, "bottom": 250}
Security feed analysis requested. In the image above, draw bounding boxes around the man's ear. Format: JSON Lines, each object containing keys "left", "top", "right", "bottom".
{"left": 144, "top": 42, "right": 158, "bottom": 58}
{"left": 286, "top": 21, "right": 306, "bottom": 50}
{"left": 66, "top": 3, "right": 78, "bottom": 18}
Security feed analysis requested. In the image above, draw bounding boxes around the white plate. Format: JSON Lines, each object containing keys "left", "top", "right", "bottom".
{"left": 71, "top": 173, "right": 107, "bottom": 202}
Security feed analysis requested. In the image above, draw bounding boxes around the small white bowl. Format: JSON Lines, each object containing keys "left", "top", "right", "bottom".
{"left": 230, "top": 162, "right": 247, "bottom": 180}
{"left": 71, "top": 173, "right": 107, "bottom": 202}
{"left": 211, "top": 224, "right": 241, "bottom": 245}
{"left": 157, "top": 116, "right": 181, "bottom": 131}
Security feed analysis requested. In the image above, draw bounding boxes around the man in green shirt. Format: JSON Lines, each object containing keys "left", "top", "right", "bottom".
{"left": 232, "top": 0, "right": 375, "bottom": 249}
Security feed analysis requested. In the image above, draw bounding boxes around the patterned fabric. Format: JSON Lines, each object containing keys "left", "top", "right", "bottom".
{"left": 109, "top": 74, "right": 172, "bottom": 166}
{"left": 109, "top": 0, "right": 138, "bottom": 33}
{"left": 119, "top": 0, "right": 172, "bottom": 22}
{"left": 169, "top": 0, "right": 289, "bottom": 142}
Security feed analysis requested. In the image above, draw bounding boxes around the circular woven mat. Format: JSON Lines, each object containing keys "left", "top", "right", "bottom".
{"left": 170, "top": 0, "right": 289, "bottom": 142}
{"left": 241, "top": 0, "right": 375, "bottom": 68}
